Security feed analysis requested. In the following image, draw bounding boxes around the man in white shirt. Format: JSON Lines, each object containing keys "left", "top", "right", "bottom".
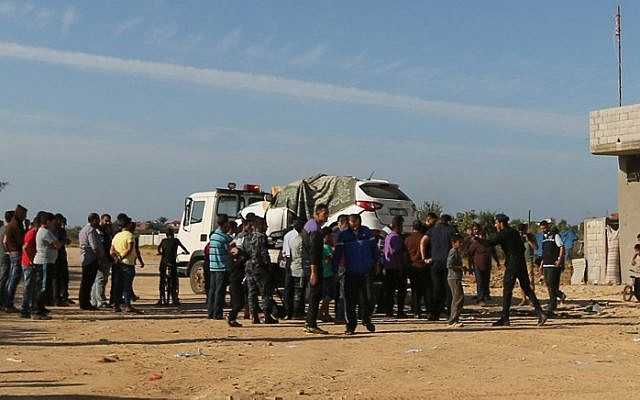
{"left": 282, "top": 219, "right": 303, "bottom": 320}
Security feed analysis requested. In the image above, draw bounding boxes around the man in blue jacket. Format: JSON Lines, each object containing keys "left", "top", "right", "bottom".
{"left": 334, "top": 214, "right": 378, "bottom": 335}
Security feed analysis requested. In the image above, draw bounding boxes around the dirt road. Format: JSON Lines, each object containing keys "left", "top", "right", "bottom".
{"left": 1, "top": 248, "right": 639, "bottom": 400}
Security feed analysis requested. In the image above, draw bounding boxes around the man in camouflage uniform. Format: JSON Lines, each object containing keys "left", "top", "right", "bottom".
{"left": 244, "top": 217, "right": 278, "bottom": 324}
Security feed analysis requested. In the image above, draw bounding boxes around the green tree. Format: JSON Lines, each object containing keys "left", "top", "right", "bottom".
{"left": 416, "top": 200, "right": 444, "bottom": 221}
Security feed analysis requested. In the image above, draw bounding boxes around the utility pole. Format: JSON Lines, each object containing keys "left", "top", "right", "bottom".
{"left": 616, "top": 5, "right": 622, "bottom": 107}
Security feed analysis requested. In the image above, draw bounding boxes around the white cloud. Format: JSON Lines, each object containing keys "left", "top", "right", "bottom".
{"left": 0, "top": 40, "right": 584, "bottom": 135}
{"left": 290, "top": 44, "right": 329, "bottom": 67}
{"left": 61, "top": 6, "right": 78, "bottom": 32}
{"left": 114, "top": 17, "right": 144, "bottom": 36}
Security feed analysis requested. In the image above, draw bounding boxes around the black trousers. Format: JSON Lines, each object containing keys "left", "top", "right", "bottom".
{"left": 283, "top": 263, "right": 294, "bottom": 318}
{"left": 79, "top": 261, "right": 98, "bottom": 309}
{"left": 55, "top": 251, "right": 69, "bottom": 302}
{"left": 44, "top": 263, "right": 58, "bottom": 306}
{"left": 408, "top": 265, "right": 430, "bottom": 315}
{"left": 343, "top": 273, "right": 372, "bottom": 331}
{"left": 208, "top": 271, "right": 227, "bottom": 318}
{"left": 227, "top": 272, "right": 246, "bottom": 321}
{"left": 475, "top": 268, "right": 491, "bottom": 301}
{"left": 293, "top": 276, "right": 308, "bottom": 318}
{"left": 159, "top": 262, "right": 179, "bottom": 304}
{"left": 382, "top": 268, "right": 407, "bottom": 315}
{"left": 305, "top": 272, "right": 324, "bottom": 328}
{"left": 543, "top": 267, "right": 561, "bottom": 314}
{"left": 502, "top": 264, "right": 543, "bottom": 319}
{"left": 430, "top": 262, "right": 449, "bottom": 319}
{"left": 335, "top": 267, "right": 346, "bottom": 321}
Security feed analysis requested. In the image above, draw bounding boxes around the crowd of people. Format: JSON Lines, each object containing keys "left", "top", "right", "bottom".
{"left": 0, "top": 202, "right": 574, "bottom": 334}
{"left": 200, "top": 205, "right": 572, "bottom": 335}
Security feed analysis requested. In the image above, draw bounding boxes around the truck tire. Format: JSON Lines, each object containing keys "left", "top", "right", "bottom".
{"left": 189, "top": 260, "right": 206, "bottom": 295}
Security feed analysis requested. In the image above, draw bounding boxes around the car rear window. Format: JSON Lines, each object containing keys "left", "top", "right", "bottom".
{"left": 360, "top": 184, "right": 410, "bottom": 200}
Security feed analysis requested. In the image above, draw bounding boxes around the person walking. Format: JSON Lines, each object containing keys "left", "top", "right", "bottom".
{"left": 517, "top": 224, "right": 538, "bottom": 306}
{"left": 405, "top": 220, "right": 430, "bottom": 318}
{"left": 110, "top": 219, "right": 140, "bottom": 313}
{"left": 487, "top": 214, "right": 547, "bottom": 326}
{"left": 3, "top": 205, "right": 27, "bottom": 313}
{"left": 302, "top": 204, "right": 329, "bottom": 334}
{"left": 78, "top": 214, "right": 104, "bottom": 310}
{"left": 382, "top": 216, "right": 408, "bottom": 318}
{"left": 424, "top": 214, "right": 456, "bottom": 321}
{"left": 207, "top": 215, "right": 233, "bottom": 319}
{"left": 157, "top": 228, "right": 188, "bottom": 306}
{"left": 466, "top": 224, "right": 500, "bottom": 306}
{"left": 539, "top": 221, "right": 565, "bottom": 318}
{"left": 334, "top": 214, "right": 378, "bottom": 335}
{"left": 0, "top": 210, "right": 15, "bottom": 311}
{"left": 447, "top": 234, "right": 465, "bottom": 327}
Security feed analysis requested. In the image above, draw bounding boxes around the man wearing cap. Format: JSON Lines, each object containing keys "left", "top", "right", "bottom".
{"left": 487, "top": 214, "right": 547, "bottom": 326}
{"left": 539, "top": 221, "right": 564, "bottom": 318}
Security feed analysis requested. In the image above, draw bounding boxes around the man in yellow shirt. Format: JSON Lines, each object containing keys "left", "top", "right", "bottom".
{"left": 110, "top": 219, "right": 140, "bottom": 313}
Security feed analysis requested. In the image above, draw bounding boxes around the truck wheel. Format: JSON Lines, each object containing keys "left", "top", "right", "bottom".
{"left": 189, "top": 260, "right": 206, "bottom": 294}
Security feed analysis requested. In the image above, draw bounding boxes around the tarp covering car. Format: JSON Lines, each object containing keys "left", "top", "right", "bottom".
{"left": 272, "top": 174, "right": 358, "bottom": 221}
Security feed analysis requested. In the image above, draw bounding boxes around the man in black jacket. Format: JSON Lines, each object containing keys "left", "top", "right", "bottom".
{"left": 487, "top": 214, "right": 547, "bottom": 326}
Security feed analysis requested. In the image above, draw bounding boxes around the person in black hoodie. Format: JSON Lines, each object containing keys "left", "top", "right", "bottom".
{"left": 487, "top": 214, "right": 547, "bottom": 326}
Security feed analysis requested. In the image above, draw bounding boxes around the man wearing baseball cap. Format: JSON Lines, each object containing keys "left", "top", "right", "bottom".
{"left": 487, "top": 214, "right": 547, "bottom": 326}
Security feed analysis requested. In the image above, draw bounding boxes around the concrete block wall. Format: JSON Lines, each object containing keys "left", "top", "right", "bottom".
{"left": 590, "top": 104, "right": 640, "bottom": 155}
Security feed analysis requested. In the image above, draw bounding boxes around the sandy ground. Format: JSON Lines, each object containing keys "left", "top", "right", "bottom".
{"left": 1, "top": 248, "right": 640, "bottom": 400}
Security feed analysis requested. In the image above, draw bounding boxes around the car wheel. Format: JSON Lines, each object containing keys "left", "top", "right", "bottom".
{"left": 189, "top": 260, "right": 206, "bottom": 294}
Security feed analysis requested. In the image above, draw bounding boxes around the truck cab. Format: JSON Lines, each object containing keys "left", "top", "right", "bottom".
{"left": 176, "top": 184, "right": 268, "bottom": 294}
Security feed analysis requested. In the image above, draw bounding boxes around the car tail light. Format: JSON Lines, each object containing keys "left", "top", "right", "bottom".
{"left": 355, "top": 200, "right": 383, "bottom": 212}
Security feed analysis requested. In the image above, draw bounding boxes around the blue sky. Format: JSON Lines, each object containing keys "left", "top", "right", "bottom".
{"left": 0, "top": 0, "right": 630, "bottom": 225}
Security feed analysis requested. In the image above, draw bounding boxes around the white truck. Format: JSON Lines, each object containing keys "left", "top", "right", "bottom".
{"left": 175, "top": 183, "right": 271, "bottom": 294}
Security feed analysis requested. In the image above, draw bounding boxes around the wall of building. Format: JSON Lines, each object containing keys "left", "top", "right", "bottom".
{"left": 590, "top": 104, "right": 640, "bottom": 155}
{"left": 618, "top": 169, "right": 640, "bottom": 283}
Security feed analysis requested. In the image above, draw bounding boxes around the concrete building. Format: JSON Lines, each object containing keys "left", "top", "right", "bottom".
{"left": 589, "top": 104, "right": 640, "bottom": 282}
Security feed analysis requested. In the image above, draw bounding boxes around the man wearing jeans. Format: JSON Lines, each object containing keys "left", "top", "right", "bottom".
{"left": 3, "top": 205, "right": 27, "bottom": 313}
{"left": 0, "top": 210, "right": 15, "bottom": 311}
{"left": 20, "top": 214, "right": 40, "bottom": 318}
{"left": 30, "top": 212, "right": 61, "bottom": 320}
{"left": 208, "top": 214, "right": 233, "bottom": 319}
{"left": 78, "top": 213, "right": 104, "bottom": 310}
{"left": 91, "top": 214, "right": 113, "bottom": 308}
{"left": 110, "top": 219, "right": 139, "bottom": 313}
{"left": 303, "top": 204, "right": 329, "bottom": 334}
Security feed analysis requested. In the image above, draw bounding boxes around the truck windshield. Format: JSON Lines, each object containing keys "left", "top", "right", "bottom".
{"left": 360, "top": 184, "right": 410, "bottom": 200}
{"left": 217, "top": 196, "right": 239, "bottom": 217}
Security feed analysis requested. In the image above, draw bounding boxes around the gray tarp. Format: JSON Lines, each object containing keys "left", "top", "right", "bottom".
{"left": 272, "top": 175, "right": 357, "bottom": 221}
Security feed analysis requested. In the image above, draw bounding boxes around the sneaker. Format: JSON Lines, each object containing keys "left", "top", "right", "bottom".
{"left": 319, "top": 314, "right": 334, "bottom": 323}
{"left": 344, "top": 329, "right": 356, "bottom": 336}
{"left": 492, "top": 318, "right": 510, "bottom": 327}
{"left": 227, "top": 319, "right": 242, "bottom": 328}
{"left": 113, "top": 306, "right": 122, "bottom": 313}
{"left": 451, "top": 322, "right": 464, "bottom": 328}
{"left": 123, "top": 306, "right": 141, "bottom": 314}
{"left": 396, "top": 313, "right": 408, "bottom": 319}
{"left": 20, "top": 312, "right": 31, "bottom": 319}
{"left": 66, "top": 299, "right": 76, "bottom": 305}
{"left": 252, "top": 316, "right": 261, "bottom": 325}
{"left": 537, "top": 314, "right": 548, "bottom": 326}
{"left": 304, "top": 326, "right": 329, "bottom": 335}
{"left": 364, "top": 322, "right": 376, "bottom": 333}
{"left": 32, "top": 313, "right": 51, "bottom": 320}
{"left": 132, "top": 295, "right": 140, "bottom": 302}
{"left": 263, "top": 315, "right": 279, "bottom": 324}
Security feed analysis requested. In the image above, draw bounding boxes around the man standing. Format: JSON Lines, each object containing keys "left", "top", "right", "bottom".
{"left": 30, "top": 212, "right": 62, "bottom": 319}
{"left": 0, "top": 210, "right": 14, "bottom": 311}
{"left": 282, "top": 218, "right": 302, "bottom": 319}
{"left": 333, "top": 214, "right": 350, "bottom": 323}
{"left": 3, "top": 205, "right": 27, "bottom": 313}
{"left": 47, "top": 214, "right": 70, "bottom": 306}
{"left": 227, "top": 219, "right": 251, "bottom": 327}
{"left": 208, "top": 215, "right": 233, "bottom": 319}
{"left": 245, "top": 217, "right": 278, "bottom": 324}
{"left": 382, "top": 216, "right": 408, "bottom": 318}
{"left": 282, "top": 219, "right": 305, "bottom": 320}
{"left": 110, "top": 219, "right": 139, "bottom": 313}
{"left": 302, "top": 204, "right": 329, "bottom": 334}
{"left": 78, "top": 213, "right": 104, "bottom": 310}
{"left": 487, "top": 214, "right": 547, "bottom": 326}
{"left": 334, "top": 214, "right": 378, "bottom": 335}
{"left": 158, "top": 228, "right": 189, "bottom": 306}
{"left": 405, "top": 221, "right": 430, "bottom": 318}
{"left": 424, "top": 214, "right": 456, "bottom": 321}
{"left": 92, "top": 214, "right": 113, "bottom": 309}
{"left": 539, "top": 221, "right": 565, "bottom": 318}
{"left": 466, "top": 224, "right": 500, "bottom": 306}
